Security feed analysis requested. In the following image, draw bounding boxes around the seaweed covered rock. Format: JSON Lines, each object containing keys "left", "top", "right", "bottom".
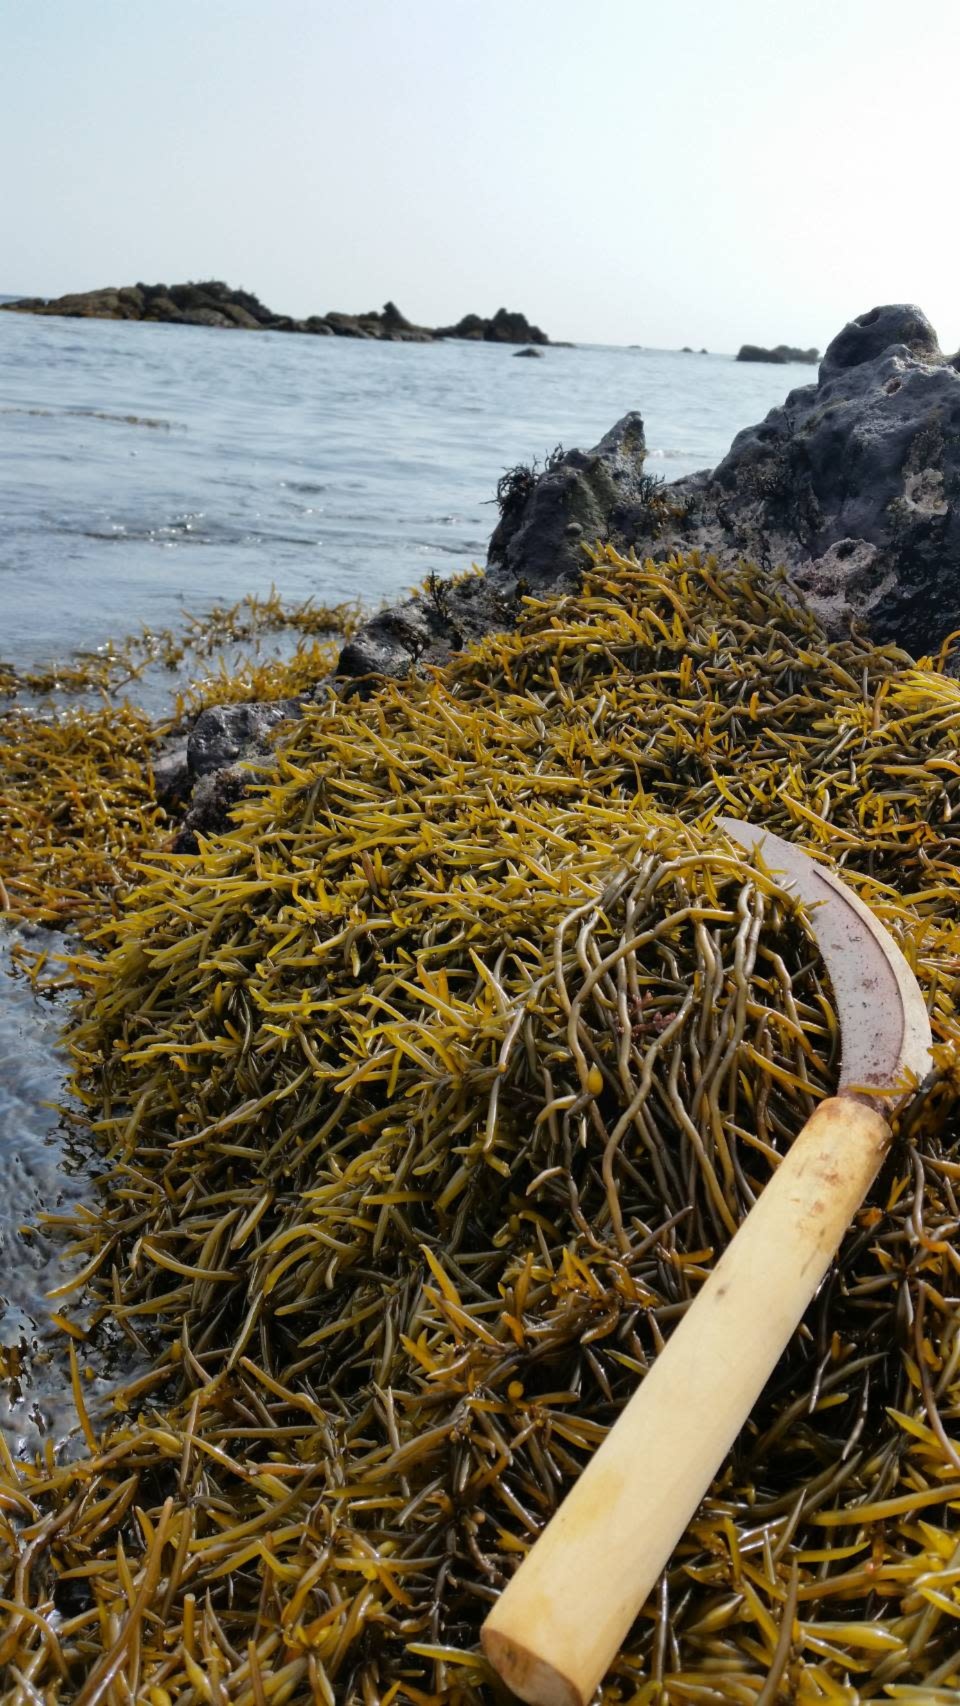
{"left": 411, "top": 303, "right": 960, "bottom": 659}
{"left": 488, "top": 414, "right": 655, "bottom": 584}
{"left": 7, "top": 551, "right": 960, "bottom": 1700}
{"left": 336, "top": 418, "right": 674, "bottom": 685}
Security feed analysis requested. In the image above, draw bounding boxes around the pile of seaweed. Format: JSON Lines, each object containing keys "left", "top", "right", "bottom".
{"left": 0, "top": 591, "right": 358, "bottom": 928}
{"left": 4, "top": 551, "right": 960, "bottom": 1702}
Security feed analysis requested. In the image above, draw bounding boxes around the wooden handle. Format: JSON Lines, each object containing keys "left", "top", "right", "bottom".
{"left": 481, "top": 1096, "right": 891, "bottom": 1706}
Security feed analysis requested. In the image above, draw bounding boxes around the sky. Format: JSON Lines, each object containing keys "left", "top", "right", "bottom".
{"left": 2, "top": 0, "right": 958, "bottom": 354}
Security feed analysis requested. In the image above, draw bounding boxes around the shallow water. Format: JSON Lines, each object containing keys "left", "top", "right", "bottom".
{"left": 0, "top": 312, "right": 817, "bottom": 669}
{"left": 0, "top": 928, "right": 94, "bottom": 1450}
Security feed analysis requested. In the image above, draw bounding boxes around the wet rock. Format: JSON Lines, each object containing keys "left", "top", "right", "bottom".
{"left": 151, "top": 741, "right": 190, "bottom": 809}
{"left": 187, "top": 701, "right": 302, "bottom": 778}
{"left": 335, "top": 416, "right": 653, "bottom": 686}
{"left": 171, "top": 700, "right": 306, "bottom": 843}
{"left": 173, "top": 765, "right": 253, "bottom": 852}
{"left": 514, "top": 347, "right": 542, "bottom": 358}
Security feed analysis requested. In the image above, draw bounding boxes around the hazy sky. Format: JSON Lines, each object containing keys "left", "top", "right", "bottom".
{"left": 3, "top": 0, "right": 957, "bottom": 353}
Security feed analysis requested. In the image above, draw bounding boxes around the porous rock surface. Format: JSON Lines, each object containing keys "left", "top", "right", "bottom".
{"left": 685, "top": 304, "right": 960, "bottom": 654}
{"left": 186, "top": 701, "right": 302, "bottom": 778}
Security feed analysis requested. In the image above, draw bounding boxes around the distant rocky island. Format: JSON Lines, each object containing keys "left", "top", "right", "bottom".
{"left": 0, "top": 280, "right": 551, "bottom": 345}
{"left": 736, "top": 341, "right": 819, "bottom": 364}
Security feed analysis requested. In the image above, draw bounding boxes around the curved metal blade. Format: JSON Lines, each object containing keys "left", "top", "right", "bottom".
{"left": 718, "top": 818, "right": 931, "bottom": 1096}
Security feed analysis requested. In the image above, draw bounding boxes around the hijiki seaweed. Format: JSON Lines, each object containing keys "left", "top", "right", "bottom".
{"left": 3, "top": 549, "right": 960, "bottom": 1702}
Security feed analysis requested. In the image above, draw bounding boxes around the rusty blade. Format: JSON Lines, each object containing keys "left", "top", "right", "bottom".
{"left": 718, "top": 818, "right": 931, "bottom": 1097}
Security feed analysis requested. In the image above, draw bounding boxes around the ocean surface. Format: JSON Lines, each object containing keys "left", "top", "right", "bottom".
{"left": 0, "top": 308, "right": 818, "bottom": 1446}
{"left": 0, "top": 311, "right": 819, "bottom": 668}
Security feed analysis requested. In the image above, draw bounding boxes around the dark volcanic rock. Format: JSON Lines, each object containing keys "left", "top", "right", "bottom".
{"left": 168, "top": 701, "right": 306, "bottom": 845}
{"left": 817, "top": 304, "right": 939, "bottom": 381}
{"left": 173, "top": 766, "right": 254, "bottom": 853}
{"left": 690, "top": 305, "right": 960, "bottom": 651}
{"left": 187, "top": 701, "right": 302, "bottom": 778}
{"left": 151, "top": 742, "right": 191, "bottom": 809}
{"left": 737, "top": 342, "right": 819, "bottom": 364}
{"left": 486, "top": 415, "right": 652, "bottom": 587}
{"left": 336, "top": 572, "right": 503, "bottom": 684}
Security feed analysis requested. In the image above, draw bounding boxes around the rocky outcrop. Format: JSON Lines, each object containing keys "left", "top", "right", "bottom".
{"left": 434, "top": 308, "right": 549, "bottom": 344}
{"left": 337, "top": 302, "right": 960, "bottom": 671}
{"left": 737, "top": 342, "right": 820, "bottom": 364}
{"left": 514, "top": 347, "right": 542, "bottom": 358}
{"left": 1, "top": 282, "right": 554, "bottom": 345}
{"left": 685, "top": 305, "right": 960, "bottom": 653}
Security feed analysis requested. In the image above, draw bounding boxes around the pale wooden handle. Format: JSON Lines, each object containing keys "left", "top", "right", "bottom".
{"left": 481, "top": 1096, "right": 890, "bottom": 1706}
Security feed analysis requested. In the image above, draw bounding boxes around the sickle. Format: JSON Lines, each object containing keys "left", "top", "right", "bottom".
{"left": 482, "top": 822, "right": 932, "bottom": 1706}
